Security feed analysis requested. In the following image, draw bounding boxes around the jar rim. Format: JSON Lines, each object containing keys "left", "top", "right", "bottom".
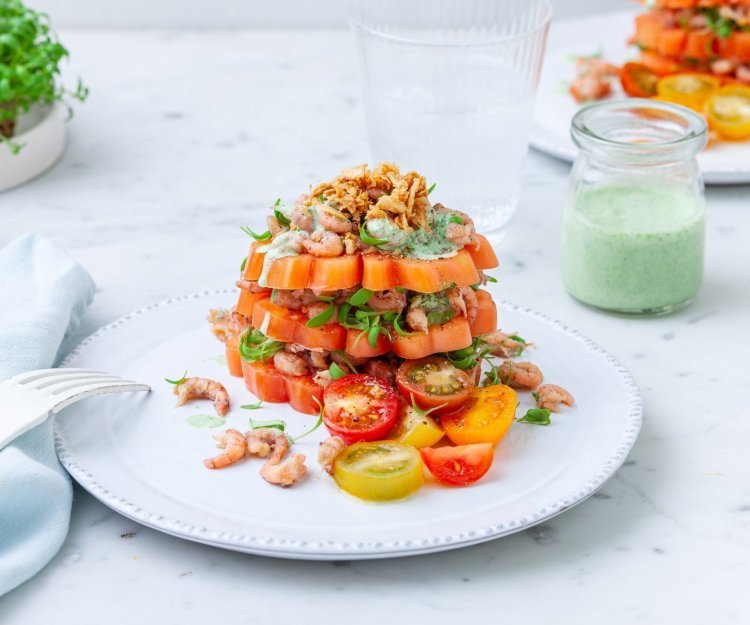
{"left": 571, "top": 98, "right": 708, "bottom": 155}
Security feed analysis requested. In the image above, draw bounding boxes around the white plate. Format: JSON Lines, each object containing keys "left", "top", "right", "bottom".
{"left": 55, "top": 289, "right": 642, "bottom": 560}
{"left": 531, "top": 10, "right": 750, "bottom": 185}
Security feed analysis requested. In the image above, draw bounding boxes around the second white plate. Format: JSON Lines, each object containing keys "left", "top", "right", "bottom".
{"left": 531, "top": 10, "right": 750, "bottom": 184}
{"left": 55, "top": 289, "right": 642, "bottom": 560}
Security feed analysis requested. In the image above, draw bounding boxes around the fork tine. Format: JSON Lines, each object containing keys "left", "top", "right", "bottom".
{"left": 34, "top": 373, "right": 125, "bottom": 390}
{"left": 47, "top": 378, "right": 141, "bottom": 396}
{"left": 52, "top": 382, "right": 151, "bottom": 414}
{"left": 10, "top": 368, "right": 106, "bottom": 385}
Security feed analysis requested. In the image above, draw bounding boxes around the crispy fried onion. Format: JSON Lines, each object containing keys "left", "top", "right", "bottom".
{"left": 304, "top": 162, "right": 430, "bottom": 232}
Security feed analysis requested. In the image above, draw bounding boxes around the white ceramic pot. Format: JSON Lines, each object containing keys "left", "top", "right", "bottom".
{"left": 0, "top": 102, "right": 66, "bottom": 193}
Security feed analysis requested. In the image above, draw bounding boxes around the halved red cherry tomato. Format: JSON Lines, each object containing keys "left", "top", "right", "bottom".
{"left": 619, "top": 62, "right": 659, "bottom": 98}
{"left": 322, "top": 374, "right": 400, "bottom": 444}
{"left": 396, "top": 356, "right": 473, "bottom": 416}
{"left": 420, "top": 443, "right": 494, "bottom": 486}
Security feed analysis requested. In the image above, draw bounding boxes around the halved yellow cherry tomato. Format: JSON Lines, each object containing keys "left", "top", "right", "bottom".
{"left": 439, "top": 384, "right": 518, "bottom": 446}
{"left": 656, "top": 73, "right": 719, "bottom": 112}
{"left": 705, "top": 85, "right": 750, "bottom": 141}
{"left": 389, "top": 404, "right": 445, "bottom": 449}
{"left": 333, "top": 441, "right": 424, "bottom": 502}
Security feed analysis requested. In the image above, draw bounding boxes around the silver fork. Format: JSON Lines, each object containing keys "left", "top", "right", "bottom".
{"left": 0, "top": 368, "right": 150, "bottom": 449}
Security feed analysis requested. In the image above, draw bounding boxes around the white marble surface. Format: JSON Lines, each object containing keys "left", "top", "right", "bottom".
{"left": 1, "top": 29, "right": 749, "bottom": 625}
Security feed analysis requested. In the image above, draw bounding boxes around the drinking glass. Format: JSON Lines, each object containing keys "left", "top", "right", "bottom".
{"left": 350, "top": 0, "right": 551, "bottom": 233}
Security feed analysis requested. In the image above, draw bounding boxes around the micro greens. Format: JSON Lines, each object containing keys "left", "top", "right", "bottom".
{"left": 164, "top": 370, "right": 188, "bottom": 385}
{"left": 248, "top": 416, "right": 286, "bottom": 432}
{"left": 705, "top": 8, "right": 734, "bottom": 39}
{"left": 0, "top": 0, "right": 88, "bottom": 150}
{"left": 328, "top": 361, "right": 347, "bottom": 380}
{"left": 448, "top": 215, "right": 463, "bottom": 225}
{"left": 241, "top": 400, "right": 264, "bottom": 410}
{"left": 517, "top": 408, "right": 551, "bottom": 426}
{"left": 469, "top": 283, "right": 480, "bottom": 291}
{"left": 427, "top": 182, "right": 436, "bottom": 195}
{"left": 532, "top": 391, "right": 540, "bottom": 402}
{"left": 240, "top": 226, "right": 272, "bottom": 241}
{"left": 409, "top": 393, "right": 445, "bottom": 417}
{"left": 508, "top": 334, "right": 526, "bottom": 344}
{"left": 331, "top": 350, "right": 358, "bottom": 373}
{"left": 392, "top": 313, "right": 417, "bottom": 337}
{"left": 359, "top": 223, "right": 389, "bottom": 247}
{"left": 485, "top": 275, "right": 498, "bottom": 283}
{"left": 318, "top": 194, "right": 326, "bottom": 202}
{"left": 270, "top": 288, "right": 278, "bottom": 303}
{"left": 274, "top": 208, "right": 290, "bottom": 227}
{"left": 239, "top": 329, "right": 284, "bottom": 363}
{"left": 348, "top": 287, "right": 373, "bottom": 307}
{"left": 289, "top": 397, "right": 324, "bottom": 443}
{"left": 306, "top": 303, "right": 335, "bottom": 328}
{"left": 240, "top": 256, "right": 247, "bottom": 274}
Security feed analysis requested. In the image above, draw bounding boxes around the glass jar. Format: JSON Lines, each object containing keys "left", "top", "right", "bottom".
{"left": 561, "top": 99, "right": 708, "bottom": 315}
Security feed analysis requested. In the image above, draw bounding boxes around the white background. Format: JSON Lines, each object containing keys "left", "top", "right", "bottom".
{"left": 34, "top": 0, "right": 622, "bottom": 28}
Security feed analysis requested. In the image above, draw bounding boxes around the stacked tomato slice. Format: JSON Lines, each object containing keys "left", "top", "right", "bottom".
{"left": 220, "top": 209, "right": 518, "bottom": 500}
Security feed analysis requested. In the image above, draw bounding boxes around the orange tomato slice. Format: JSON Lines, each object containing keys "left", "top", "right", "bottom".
{"left": 392, "top": 317, "right": 473, "bottom": 360}
{"left": 225, "top": 334, "right": 243, "bottom": 377}
{"left": 240, "top": 360, "right": 323, "bottom": 415}
{"left": 439, "top": 384, "right": 518, "bottom": 446}
{"left": 251, "top": 297, "right": 346, "bottom": 351}
{"left": 244, "top": 243, "right": 493, "bottom": 293}
{"left": 469, "top": 289, "right": 497, "bottom": 336}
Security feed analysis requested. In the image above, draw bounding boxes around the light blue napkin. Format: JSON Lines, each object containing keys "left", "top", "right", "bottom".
{"left": 0, "top": 233, "right": 95, "bottom": 596}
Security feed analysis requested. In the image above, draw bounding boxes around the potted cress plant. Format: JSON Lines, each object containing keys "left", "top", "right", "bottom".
{"left": 0, "top": 0, "right": 87, "bottom": 191}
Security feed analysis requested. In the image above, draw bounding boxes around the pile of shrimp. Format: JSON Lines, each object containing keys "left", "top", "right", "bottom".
{"left": 204, "top": 428, "right": 307, "bottom": 488}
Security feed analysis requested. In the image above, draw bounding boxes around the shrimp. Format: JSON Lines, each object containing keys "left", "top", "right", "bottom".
{"left": 405, "top": 306, "right": 429, "bottom": 334}
{"left": 363, "top": 359, "right": 397, "bottom": 387}
{"left": 318, "top": 436, "right": 346, "bottom": 475}
{"left": 291, "top": 203, "right": 314, "bottom": 231}
{"left": 204, "top": 429, "right": 247, "bottom": 469}
{"left": 442, "top": 208, "right": 478, "bottom": 248}
{"left": 267, "top": 215, "right": 285, "bottom": 236}
{"left": 497, "top": 361, "right": 543, "bottom": 390}
{"left": 482, "top": 331, "right": 530, "bottom": 358}
{"left": 206, "top": 308, "right": 237, "bottom": 343}
{"left": 459, "top": 286, "right": 478, "bottom": 323}
{"left": 175, "top": 377, "right": 230, "bottom": 416}
{"left": 235, "top": 279, "right": 269, "bottom": 294}
{"left": 273, "top": 351, "right": 309, "bottom": 376}
{"left": 306, "top": 301, "right": 335, "bottom": 324}
{"left": 259, "top": 434, "right": 307, "bottom": 487}
{"left": 272, "top": 289, "right": 318, "bottom": 310}
{"left": 308, "top": 348, "right": 329, "bottom": 369}
{"left": 570, "top": 56, "right": 618, "bottom": 103}
{"left": 368, "top": 289, "right": 407, "bottom": 312}
{"left": 535, "top": 384, "right": 575, "bottom": 412}
{"left": 302, "top": 230, "right": 344, "bottom": 257}
{"left": 245, "top": 427, "right": 281, "bottom": 458}
{"left": 313, "top": 369, "right": 332, "bottom": 388}
{"left": 737, "top": 64, "right": 750, "bottom": 84}
{"left": 316, "top": 205, "right": 354, "bottom": 233}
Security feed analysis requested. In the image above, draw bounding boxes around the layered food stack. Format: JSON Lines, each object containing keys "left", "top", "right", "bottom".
{"left": 633, "top": 0, "right": 750, "bottom": 80}
{"left": 217, "top": 163, "right": 500, "bottom": 415}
